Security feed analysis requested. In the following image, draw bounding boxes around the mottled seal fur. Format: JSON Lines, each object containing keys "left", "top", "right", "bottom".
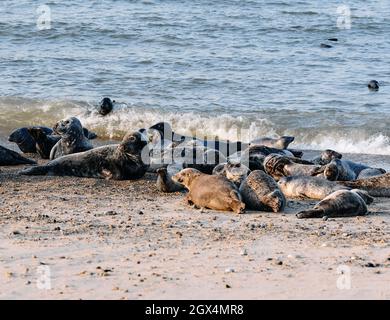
{"left": 357, "top": 168, "right": 386, "bottom": 179}
{"left": 156, "top": 164, "right": 184, "bottom": 193}
{"left": 212, "top": 162, "right": 250, "bottom": 187}
{"left": 296, "top": 189, "right": 373, "bottom": 219}
{"left": 50, "top": 117, "right": 93, "bottom": 160}
{"left": 239, "top": 170, "right": 286, "bottom": 212}
{"left": 339, "top": 173, "right": 390, "bottom": 197}
{"left": 250, "top": 136, "right": 295, "bottom": 149}
{"left": 0, "top": 145, "right": 36, "bottom": 166}
{"left": 324, "top": 159, "right": 383, "bottom": 181}
{"left": 19, "top": 132, "right": 149, "bottom": 180}
{"left": 172, "top": 168, "right": 245, "bottom": 214}
{"left": 264, "top": 154, "right": 322, "bottom": 181}
{"left": 28, "top": 128, "right": 60, "bottom": 159}
{"left": 278, "top": 176, "right": 349, "bottom": 200}
{"left": 312, "top": 149, "right": 342, "bottom": 165}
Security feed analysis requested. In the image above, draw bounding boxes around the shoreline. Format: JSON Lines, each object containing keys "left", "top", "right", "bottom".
{"left": 0, "top": 150, "right": 389, "bottom": 299}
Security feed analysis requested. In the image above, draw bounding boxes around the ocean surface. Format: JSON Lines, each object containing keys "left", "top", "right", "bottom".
{"left": 1, "top": 0, "right": 390, "bottom": 154}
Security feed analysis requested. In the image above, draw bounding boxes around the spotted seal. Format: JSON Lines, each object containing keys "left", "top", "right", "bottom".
{"left": 212, "top": 162, "right": 251, "bottom": 187}
{"left": 339, "top": 173, "right": 390, "bottom": 197}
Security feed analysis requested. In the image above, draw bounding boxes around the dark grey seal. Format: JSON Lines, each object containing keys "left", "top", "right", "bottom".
{"left": 50, "top": 117, "right": 93, "bottom": 160}
{"left": 368, "top": 80, "right": 379, "bottom": 92}
{"left": 98, "top": 97, "right": 115, "bottom": 116}
{"left": 0, "top": 145, "right": 36, "bottom": 166}
{"left": 19, "top": 132, "right": 149, "bottom": 180}
{"left": 8, "top": 126, "right": 53, "bottom": 153}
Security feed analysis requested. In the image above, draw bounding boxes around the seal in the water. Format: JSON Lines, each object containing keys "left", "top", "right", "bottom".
{"left": 311, "top": 149, "right": 342, "bottom": 165}
{"left": 338, "top": 173, "right": 390, "bottom": 197}
{"left": 19, "top": 131, "right": 149, "bottom": 180}
{"left": 8, "top": 126, "right": 53, "bottom": 153}
{"left": 98, "top": 97, "right": 115, "bottom": 116}
{"left": 264, "top": 154, "right": 322, "bottom": 181}
{"left": 156, "top": 164, "right": 185, "bottom": 193}
{"left": 0, "top": 145, "right": 36, "bottom": 166}
{"left": 278, "top": 176, "right": 349, "bottom": 200}
{"left": 212, "top": 162, "right": 250, "bottom": 187}
{"left": 172, "top": 168, "right": 245, "bottom": 214}
{"left": 50, "top": 117, "right": 93, "bottom": 160}
{"left": 250, "top": 136, "right": 295, "bottom": 149}
{"left": 296, "top": 189, "right": 373, "bottom": 219}
{"left": 357, "top": 168, "right": 386, "bottom": 179}
{"left": 368, "top": 80, "right": 379, "bottom": 92}
{"left": 239, "top": 170, "right": 286, "bottom": 212}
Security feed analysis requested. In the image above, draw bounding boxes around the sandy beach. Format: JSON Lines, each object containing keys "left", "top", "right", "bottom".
{"left": 0, "top": 151, "right": 389, "bottom": 300}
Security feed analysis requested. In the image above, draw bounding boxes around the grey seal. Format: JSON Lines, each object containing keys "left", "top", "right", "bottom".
{"left": 28, "top": 128, "right": 60, "bottom": 159}
{"left": 19, "top": 131, "right": 149, "bottom": 180}
{"left": 239, "top": 170, "right": 286, "bottom": 212}
{"left": 339, "top": 173, "right": 390, "bottom": 197}
{"left": 278, "top": 176, "right": 349, "bottom": 200}
{"left": 324, "top": 159, "right": 383, "bottom": 181}
{"left": 296, "top": 189, "right": 373, "bottom": 219}
{"left": 212, "top": 162, "right": 251, "bottom": 187}
{"left": 8, "top": 126, "right": 53, "bottom": 153}
{"left": 156, "top": 164, "right": 185, "bottom": 193}
{"left": 357, "top": 168, "right": 386, "bottom": 179}
{"left": 250, "top": 136, "right": 295, "bottom": 149}
{"left": 0, "top": 145, "right": 37, "bottom": 166}
{"left": 50, "top": 117, "right": 93, "bottom": 160}
{"left": 98, "top": 97, "right": 115, "bottom": 116}
{"left": 368, "top": 80, "right": 379, "bottom": 92}
{"left": 172, "top": 168, "right": 245, "bottom": 214}
{"left": 311, "top": 149, "right": 342, "bottom": 165}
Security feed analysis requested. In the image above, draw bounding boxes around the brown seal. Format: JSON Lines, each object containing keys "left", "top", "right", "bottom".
{"left": 172, "top": 168, "right": 245, "bottom": 214}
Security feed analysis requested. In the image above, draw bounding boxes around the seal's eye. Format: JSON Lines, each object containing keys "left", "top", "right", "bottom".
{"left": 129, "top": 136, "right": 136, "bottom": 142}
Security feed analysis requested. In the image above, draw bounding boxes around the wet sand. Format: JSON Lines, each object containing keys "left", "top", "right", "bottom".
{"left": 0, "top": 152, "right": 389, "bottom": 300}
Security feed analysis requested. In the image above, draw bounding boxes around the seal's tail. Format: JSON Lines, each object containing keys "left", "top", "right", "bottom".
{"left": 296, "top": 209, "right": 325, "bottom": 219}
{"left": 19, "top": 165, "right": 50, "bottom": 176}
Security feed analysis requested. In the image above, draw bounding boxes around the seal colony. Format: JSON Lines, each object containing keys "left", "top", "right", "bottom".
{"left": 1, "top": 119, "right": 389, "bottom": 219}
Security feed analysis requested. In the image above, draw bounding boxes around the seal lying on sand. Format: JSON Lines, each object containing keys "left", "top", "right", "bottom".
{"left": 19, "top": 132, "right": 149, "bottom": 180}
{"left": 239, "top": 170, "right": 286, "bottom": 212}
{"left": 278, "top": 176, "right": 349, "bottom": 200}
{"left": 250, "top": 136, "right": 295, "bottom": 149}
{"left": 312, "top": 150, "right": 342, "bottom": 165}
{"left": 339, "top": 173, "right": 390, "bottom": 197}
{"left": 324, "top": 159, "right": 384, "bottom": 181}
{"left": 156, "top": 164, "right": 185, "bottom": 193}
{"left": 50, "top": 117, "right": 93, "bottom": 160}
{"left": 172, "top": 168, "right": 245, "bottom": 214}
{"left": 264, "top": 154, "right": 322, "bottom": 181}
{"left": 212, "top": 162, "right": 251, "bottom": 187}
{"left": 8, "top": 126, "right": 53, "bottom": 153}
{"left": 296, "top": 189, "right": 373, "bottom": 219}
{"left": 357, "top": 168, "right": 386, "bottom": 179}
{"left": 0, "top": 145, "right": 36, "bottom": 166}
{"left": 28, "top": 128, "right": 60, "bottom": 159}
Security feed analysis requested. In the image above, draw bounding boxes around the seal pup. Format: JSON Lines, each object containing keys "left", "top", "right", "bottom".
{"left": 50, "top": 117, "right": 93, "bottom": 160}
{"left": 339, "top": 173, "right": 390, "bottom": 197}
{"left": 156, "top": 164, "right": 185, "bottom": 193}
{"left": 250, "top": 136, "right": 295, "bottom": 149}
{"left": 278, "top": 176, "right": 349, "bottom": 200}
{"left": 296, "top": 189, "right": 373, "bottom": 219}
{"left": 0, "top": 145, "right": 36, "bottom": 166}
{"left": 368, "top": 80, "right": 379, "bottom": 92}
{"left": 311, "top": 149, "right": 342, "bottom": 165}
{"left": 357, "top": 168, "right": 386, "bottom": 179}
{"left": 212, "top": 162, "right": 250, "bottom": 187}
{"left": 264, "top": 154, "right": 323, "bottom": 181}
{"left": 239, "top": 170, "right": 286, "bottom": 212}
{"left": 19, "top": 131, "right": 149, "bottom": 180}
{"left": 172, "top": 168, "right": 245, "bottom": 214}
{"left": 98, "top": 97, "right": 115, "bottom": 116}
{"left": 8, "top": 126, "right": 53, "bottom": 153}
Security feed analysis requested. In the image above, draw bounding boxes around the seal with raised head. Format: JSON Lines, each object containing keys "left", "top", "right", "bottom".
{"left": 250, "top": 136, "right": 295, "bottom": 149}
{"left": 156, "top": 164, "right": 185, "bottom": 193}
{"left": 239, "top": 170, "right": 286, "bottom": 212}
{"left": 212, "top": 162, "right": 250, "bottom": 187}
{"left": 311, "top": 149, "right": 342, "bottom": 165}
{"left": 0, "top": 145, "right": 36, "bottom": 166}
{"left": 8, "top": 126, "right": 53, "bottom": 153}
{"left": 278, "top": 176, "right": 349, "bottom": 200}
{"left": 324, "top": 159, "right": 383, "bottom": 181}
{"left": 19, "top": 131, "right": 149, "bottom": 180}
{"left": 50, "top": 117, "right": 93, "bottom": 160}
{"left": 98, "top": 97, "right": 115, "bottom": 116}
{"left": 172, "top": 168, "right": 245, "bottom": 214}
{"left": 296, "top": 189, "right": 373, "bottom": 219}
{"left": 339, "top": 173, "right": 390, "bottom": 197}
{"left": 264, "top": 154, "right": 323, "bottom": 181}
{"left": 368, "top": 80, "right": 379, "bottom": 92}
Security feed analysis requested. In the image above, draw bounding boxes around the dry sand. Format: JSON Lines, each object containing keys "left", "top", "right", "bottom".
{"left": 0, "top": 151, "right": 389, "bottom": 300}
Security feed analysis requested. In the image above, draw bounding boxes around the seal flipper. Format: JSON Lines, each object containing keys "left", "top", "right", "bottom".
{"left": 296, "top": 209, "right": 325, "bottom": 219}
{"left": 19, "top": 165, "right": 50, "bottom": 176}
